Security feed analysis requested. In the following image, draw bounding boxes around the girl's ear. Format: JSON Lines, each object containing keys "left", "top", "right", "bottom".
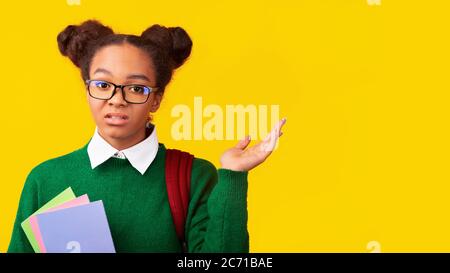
{"left": 149, "top": 92, "right": 163, "bottom": 113}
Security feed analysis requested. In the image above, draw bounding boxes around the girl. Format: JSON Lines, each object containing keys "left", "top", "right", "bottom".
{"left": 8, "top": 20, "right": 286, "bottom": 253}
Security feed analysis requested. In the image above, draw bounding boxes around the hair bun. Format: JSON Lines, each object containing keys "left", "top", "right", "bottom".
{"left": 57, "top": 20, "right": 114, "bottom": 67}
{"left": 141, "top": 24, "right": 192, "bottom": 69}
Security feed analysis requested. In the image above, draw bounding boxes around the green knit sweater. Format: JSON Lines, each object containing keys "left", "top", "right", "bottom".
{"left": 7, "top": 141, "right": 249, "bottom": 253}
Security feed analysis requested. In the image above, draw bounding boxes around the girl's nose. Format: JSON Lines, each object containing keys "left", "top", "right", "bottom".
{"left": 108, "top": 88, "right": 127, "bottom": 106}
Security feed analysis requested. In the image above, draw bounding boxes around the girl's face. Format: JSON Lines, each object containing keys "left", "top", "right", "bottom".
{"left": 87, "top": 43, "right": 162, "bottom": 149}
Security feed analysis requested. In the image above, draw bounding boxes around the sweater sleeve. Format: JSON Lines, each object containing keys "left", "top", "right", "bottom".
{"left": 185, "top": 158, "right": 249, "bottom": 253}
{"left": 7, "top": 169, "right": 40, "bottom": 253}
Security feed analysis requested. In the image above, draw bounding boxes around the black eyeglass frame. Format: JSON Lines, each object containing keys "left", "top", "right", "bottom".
{"left": 85, "top": 79, "right": 158, "bottom": 104}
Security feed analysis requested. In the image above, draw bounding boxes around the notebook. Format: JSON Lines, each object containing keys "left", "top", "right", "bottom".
{"left": 34, "top": 200, "right": 116, "bottom": 253}
{"left": 29, "top": 194, "right": 90, "bottom": 253}
{"left": 21, "top": 187, "right": 76, "bottom": 253}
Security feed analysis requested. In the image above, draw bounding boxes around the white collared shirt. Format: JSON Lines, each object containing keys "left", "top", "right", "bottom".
{"left": 87, "top": 125, "right": 159, "bottom": 175}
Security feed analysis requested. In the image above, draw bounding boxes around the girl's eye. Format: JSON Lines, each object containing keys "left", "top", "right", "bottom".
{"left": 95, "top": 82, "right": 110, "bottom": 89}
{"left": 129, "top": 86, "right": 144, "bottom": 93}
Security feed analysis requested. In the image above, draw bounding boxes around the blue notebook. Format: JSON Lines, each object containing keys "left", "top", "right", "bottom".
{"left": 35, "top": 200, "right": 116, "bottom": 253}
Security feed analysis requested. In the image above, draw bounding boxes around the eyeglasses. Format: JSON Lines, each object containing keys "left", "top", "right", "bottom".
{"left": 85, "top": 79, "right": 158, "bottom": 104}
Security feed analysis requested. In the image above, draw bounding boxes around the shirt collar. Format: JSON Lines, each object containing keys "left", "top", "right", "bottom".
{"left": 87, "top": 125, "right": 159, "bottom": 175}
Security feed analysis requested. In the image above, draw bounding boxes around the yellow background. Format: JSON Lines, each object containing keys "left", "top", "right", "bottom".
{"left": 1, "top": 0, "right": 450, "bottom": 252}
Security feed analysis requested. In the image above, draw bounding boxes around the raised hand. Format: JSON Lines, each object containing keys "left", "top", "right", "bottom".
{"left": 220, "top": 118, "right": 287, "bottom": 172}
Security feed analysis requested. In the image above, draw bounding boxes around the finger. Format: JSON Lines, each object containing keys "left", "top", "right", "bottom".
{"left": 278, "top": 117, "right": 287, "bottom": 136}
{"left": 261, "top": 126, "right": 278, "bottom": 152}
{"left": 267, "top": 126, "right": 279, "bottom": 151}
{"left": 264, "top": 118, "right": 286, "bottom": 152}
{"left": 235, "top": 135, "right": 251, "bottom": 150}
{"left": 262, "top": 118, "right": 285, "bottom": 142}
{"left": 263, "top": 131, "right": 271, "bottom": 142}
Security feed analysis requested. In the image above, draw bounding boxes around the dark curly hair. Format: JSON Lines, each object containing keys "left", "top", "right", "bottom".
{"left": 57, "top": 20, "right": 193, "bottom": 93}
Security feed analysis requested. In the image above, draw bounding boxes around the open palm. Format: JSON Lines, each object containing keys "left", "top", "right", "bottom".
{"left": 220, "top": 118, "right": 287, "bottom": 172}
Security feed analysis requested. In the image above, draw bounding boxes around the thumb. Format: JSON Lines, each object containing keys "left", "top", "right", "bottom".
{"left": 235, "top": 135, "right": 251, "bottom": 150}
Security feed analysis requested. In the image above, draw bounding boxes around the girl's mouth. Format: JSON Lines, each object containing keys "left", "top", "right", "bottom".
{"left": 104, "top": 113, "right": 129, "bottom": 126}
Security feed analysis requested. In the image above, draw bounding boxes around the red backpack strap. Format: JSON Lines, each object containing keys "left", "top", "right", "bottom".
{"left": 165, "top": 149, "right": 194, "bottom": 247}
